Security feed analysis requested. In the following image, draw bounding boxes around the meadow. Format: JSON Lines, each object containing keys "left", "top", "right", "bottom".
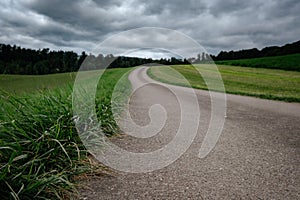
{"left": 215, "top": 53, "right": 300, "bottom": 71}
{"left": 148, "top": 64, "right": 300, "bottom": 102}
{"left": 0, "top": 73, "right": 77, "bottom": 94}
{"left": 0, "top": 68, "right": 132, "bottom": 199}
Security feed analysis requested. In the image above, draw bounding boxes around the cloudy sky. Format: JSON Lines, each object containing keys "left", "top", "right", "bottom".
{"left": 1, "top": 0, "right": 300, "bottom": 57}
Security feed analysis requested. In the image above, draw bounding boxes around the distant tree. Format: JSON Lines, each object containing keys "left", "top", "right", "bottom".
{"left": 78, "top": 51, "right": 87, "bottom": 69}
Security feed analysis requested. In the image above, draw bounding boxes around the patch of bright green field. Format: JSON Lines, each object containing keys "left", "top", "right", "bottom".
{"left": 215, "top": 53, "right": 300, "bottom": 71}
{"left": 0, "top": 72, "right": 77, "bottom": 94}
{"left": 0, "top": 69, "right": 115, "bottom": 94}
{"left": 148, "top": 64, "right": 300, "bottom": 102}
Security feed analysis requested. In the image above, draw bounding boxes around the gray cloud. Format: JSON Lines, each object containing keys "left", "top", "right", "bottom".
{"left": 0, "top": 0, "right": 299, "bottom": 57}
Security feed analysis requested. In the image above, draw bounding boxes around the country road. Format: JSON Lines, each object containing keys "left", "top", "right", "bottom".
{"left": 79, "top": 67, "right": 300, "bottom": 199}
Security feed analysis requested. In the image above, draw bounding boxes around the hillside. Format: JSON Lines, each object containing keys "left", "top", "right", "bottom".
{"left": 215, "top": 53, "right": 300, "bottom": 71}
{"left": 212, "top": 40, "right": 300, "bottom": 61}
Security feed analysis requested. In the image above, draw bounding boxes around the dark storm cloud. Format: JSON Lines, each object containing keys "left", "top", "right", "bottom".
{"left": 0, "top": 0, "right": 299, "bottom": 56}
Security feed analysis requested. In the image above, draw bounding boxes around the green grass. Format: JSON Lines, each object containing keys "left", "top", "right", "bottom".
{"left": 215, "top": 53, "right": 300, "bottom": 71}
{"left": 0, "top": 73, "right": 76, "bottom": 94}
{"left": 0, "top": 68, "right": 132, "bottom": 199}
{"left": 0, "top": 70, "right": 109, "bottom": 95}
{"left": 148, "top": 64, "right": 300, "bottom": 102}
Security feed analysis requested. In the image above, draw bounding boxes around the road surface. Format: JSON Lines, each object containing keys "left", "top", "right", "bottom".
{"left": 79, "top": 67, "right": 300, "bottom": 199}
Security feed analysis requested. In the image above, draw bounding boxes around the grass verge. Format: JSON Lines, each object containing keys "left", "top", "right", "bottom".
{"left": 148, "top": 64, "right": 300, "bottom": 102}
{"left": 0, "top": 68, "right": 132, "bottom": 199}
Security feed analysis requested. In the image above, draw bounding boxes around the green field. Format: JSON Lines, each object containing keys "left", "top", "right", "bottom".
{"left": 0, "top": 72, "right": 77, "bottom": 94}
{"left": 0, "top": 69, "right": 116, "bottom": 95}
{"left": 0, "top": 68, "right": 132, "bottom": 199}
{"left": 148, "top": 64, "right": 300, "bottom": 102}
{"left": 215, "top": 53, "right": 300, "bottom": 71}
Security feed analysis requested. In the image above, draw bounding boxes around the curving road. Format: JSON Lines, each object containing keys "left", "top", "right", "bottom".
{"left": 79, "top": 67, "right": 300, "bottom": 199}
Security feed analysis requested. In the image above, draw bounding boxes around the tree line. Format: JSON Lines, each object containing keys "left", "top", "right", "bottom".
{"left": 211, "top": 40, "right": 300, "bottom": 61}
{"left": 1, "top": 40, "right": 299, "bottom": 74}
{"left": 0, "top": 44, "right": 189, "bottom": 75}
{"left": 0, "top": 44, "right": 84, "bottom": 74}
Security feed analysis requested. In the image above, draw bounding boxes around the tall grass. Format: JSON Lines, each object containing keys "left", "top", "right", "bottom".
{"left": 0, "top": 68, "right": 132, "bottom": 199}
{"left": 0, "top": 88, "right": 88, "bottom": 199}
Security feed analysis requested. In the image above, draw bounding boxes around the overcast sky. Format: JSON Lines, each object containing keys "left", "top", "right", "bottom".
{"left": 1, "top": 0, "right": 300, "bottom": 57}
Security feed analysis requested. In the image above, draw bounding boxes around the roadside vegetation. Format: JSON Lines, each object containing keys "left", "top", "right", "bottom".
{"left": 0, "top": 68, "right": 132, "bottom": 199}
{"left": 148, "top": 64, "right": 300, "bottom": 102}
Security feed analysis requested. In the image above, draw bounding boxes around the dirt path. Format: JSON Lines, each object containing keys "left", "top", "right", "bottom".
{"left": 79, "top": 67, "right": 300, "bottom": 199}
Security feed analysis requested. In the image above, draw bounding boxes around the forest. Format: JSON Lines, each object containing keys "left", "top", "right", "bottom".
{"left": 0, "top": 44, "right": 188, "bottom": 75}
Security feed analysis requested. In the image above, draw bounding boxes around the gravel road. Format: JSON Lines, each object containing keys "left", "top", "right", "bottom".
{"left": 79, "top": 67, "right": 300, "bottom": 199}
